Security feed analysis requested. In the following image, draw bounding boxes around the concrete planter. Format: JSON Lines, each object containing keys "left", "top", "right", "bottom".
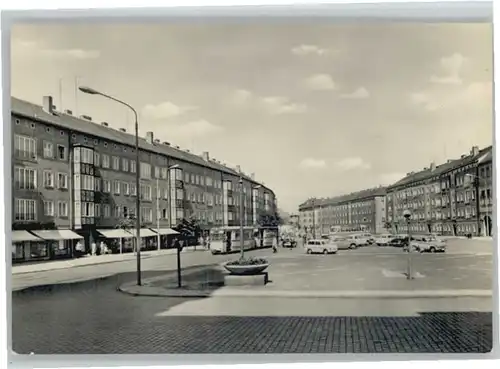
{"left": 223, "top": 262, "right": 270, "bottom": 275}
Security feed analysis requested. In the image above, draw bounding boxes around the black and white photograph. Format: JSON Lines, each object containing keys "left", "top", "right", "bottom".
{"left": 5, "top": 4, "right": 495, "bottom": 356}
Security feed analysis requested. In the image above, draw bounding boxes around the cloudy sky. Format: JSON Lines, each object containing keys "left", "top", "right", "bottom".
{"left": 11, "top": 22, "right": 493, "bottom": 213}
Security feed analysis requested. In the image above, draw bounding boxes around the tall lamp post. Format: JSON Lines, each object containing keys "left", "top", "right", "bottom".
{"left": 403, "top": 209, "right": 413, "bottom": 280}
{"left": 311, "top": 199, "right": 316, "bottom": 239}
{"left": 79, "top": 86, "right": 142, "bottom": 286}
{"left": 239, "top": 177, "right": 245, "bottom": 259}
{"left": 157, "top": 164, "right": 179, "bottom": 250}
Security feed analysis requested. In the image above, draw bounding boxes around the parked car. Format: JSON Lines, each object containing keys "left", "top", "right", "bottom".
{"left": 388, "top": 236, "right": 408, "bottom": 248}
{"left": 374, "top": 234, "right": 393, "bottom": 246}
{"left": 410, "top": 235, "right": 446, "bottom": 253}
{"left": 305, "top": 239, "right": 338, "bottom": 255}
{"left": 361, "top": 233, "right": 375, "bottom": 245}
{"left": 346, "top": 234, "right": 370, "bottom": 249}
{"left": 330, "top": 236, "right": 352, "bottom": 250}
{"left": 282, "top": 238, "right": 297, "bottom": 248}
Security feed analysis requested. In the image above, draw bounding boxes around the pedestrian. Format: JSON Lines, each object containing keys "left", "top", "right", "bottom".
{"left": 100, "top": 241, "right": 107, "bottom": 255}
{"left": 75, "top": 241, "right": 84, "bottom": 257}
{"left": 91, "top": 241, "right": 97, "bottom": 256}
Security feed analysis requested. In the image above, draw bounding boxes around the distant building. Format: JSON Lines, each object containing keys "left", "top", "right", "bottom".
{"left": 298, "top": 187, "right": 387, "bottom": 236}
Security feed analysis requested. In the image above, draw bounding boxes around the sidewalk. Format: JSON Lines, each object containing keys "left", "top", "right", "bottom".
{"left": 12, "top": 246, "right": 203, "bottom": 275}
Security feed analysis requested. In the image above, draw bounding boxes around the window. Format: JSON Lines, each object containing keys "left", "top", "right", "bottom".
{"left": 14, "top": 167, "right": 37, "bottom": 190}
{"left": 122, "top": 158, "right": 129, "bottom": 172}
{"left": 58, "top": 173, "right": 68, "bottom": 189}
{"left": 154, "top": 166, "right": 160, "bottom": 178}
{"left": 123, "top": 206, "right": 129, "bottom": 218}
{"left": 81, "top": 147, "right": 93, "bottom": 164}
{"left": 206, "top": 176, "right": 213, "bottom": 186}
{"left": 191, "top": 174, "right": 195, "bottom": 183}
{"left": 43, "top": 201, "right": 54, "bottom": 216}
{"left": 58, "top": 201, "right": 68, "bottom": 217}
{"left": 43, "top": 141, "right": 53, "bottom": 158}
{"left": 15, "top": 198, "right": 37, "bottom": 221}
{"left": 95, "top": 178, "right": 101, "bottom": 192}
{"left": 114, "top": 181, "right": 121, "bottom": 194}
{"left": 103, "top": 180, "right": 111, "bottom": 193}
{"left": 43, "top": 170, "right": 54, "bottom": 188}
{"left": 57, "top": 145, "right": 67, "bottom": 160}
{"left": 82, "top": 202, "right": 94, "bottom": 217}
{"left": 123, "top": 182, "right": 130, "bottom": 196}
{"left": 102, "top": 155, "right": 110, "bottom": 168}
{"left": 140, "top": 162, "right": 151, "bottom": 179}
{"left": 112, "top": 156, "right": 120, "bottom": 170}
{"left": 161, "top": 209, "right": 168, "bottom": 219}
{"left": 94, "top": 152, "right": 100, "bottom": 167}
{"left": 103, "top": 204, "right": 111, "bottom": 217}
{"left": 185, "top": 173, "right": 190, "bottom": 183}
{"left": 131, "top": 183, "right": 137, "bottom": 196}
{"left": 161, "top": 167, "right": 168, "bottom": 179}
{"left": 114, "top": 206, "right": 122, "bottom": 218}
{"left": 141, "top": 207, "right": 152, "bottom": 223}
{"left": 140, "top": 184, "right": 152, "bottom": 201}
{"left": 81, "top": 175, "right": 94, "bottom": 191}
{"left": 14, "top": 135, "right": 37, "bottom": 160}
{"left": 131, "top": 160, "right": 137, "bottom": 173}
{"left": 95, "top": 204, "right": 101, "bottom": 217}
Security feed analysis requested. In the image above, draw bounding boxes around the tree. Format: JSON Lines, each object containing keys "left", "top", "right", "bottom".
{"left": 257, "top": 211, "right": 283, "bottom": 228}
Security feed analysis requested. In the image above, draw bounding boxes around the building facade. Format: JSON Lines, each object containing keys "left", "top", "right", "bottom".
{"left": 386, "top": 145, "right": 492, "bottom": 237}
{"left": 11, "top": 96, "right": 278, "bottom": 262}
{"left": 298, "top": 187, "right": 387, "bottom": 236}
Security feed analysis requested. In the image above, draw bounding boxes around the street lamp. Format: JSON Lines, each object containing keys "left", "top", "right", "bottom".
{"left": 403, "top": 209, "right": 413, "bottom": 280}
{"left": 157, "top": 164, "right": 179, "bottom": 250}
{"left": 311, "top": 198, "right": 316, "bottom": 239}
{"left": 79, "top": 86, "right": 143, "bottom": 286}
{"left": 239, "top": 177, "right": 245, "bottom": 259}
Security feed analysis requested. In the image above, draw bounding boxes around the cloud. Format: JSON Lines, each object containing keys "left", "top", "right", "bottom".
{"left": 299, "top": 158, "right": 327, "bottom": 169}
{"left": 142, "top": 101, "right": 197, "bottom": 120}
{"left": 335, "top": 157, "right": 371, "bottom": 171}
{"left": 291, "top": 44, "right": 329, "bottom": 56}
{"left": 379, "top": 172, "right": 407, "bottom": 186}
{"left": 430, "top": 53, "right": 466, "bottom": 85}
{"left": 304, "top": 74, "right": 336, "bottom": 91}
{"left": 261, "top": 96, "right": 308, "bottom": 115}
{"left": 167, "top": 119, "right": 223, "bottom": 138}
{"left": 341, "top": 87, "right": 370, "bottom": 99}
{"left": 409, "top": 92, "right": 439, "bottom": 111}
{"left": 12, "top": 38, "right": 100, "bottom": 60}
{"left": 230, "top": 89, "right": 253, "bottom": 105}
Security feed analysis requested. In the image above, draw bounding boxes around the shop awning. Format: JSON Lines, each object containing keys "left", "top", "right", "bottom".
{"left": 97, "top": 229, "right": 133, "bottom": 239}
{"left": 32, "top": 230, "right": 84, "bottom": 241}
{"left": 154, "top": 228, "right": 180, "bottom": 236}
{"left": 11, "top": 230, "right": 43, "bottom": 242}
{"left": 139, "top": 228, "right": 157, "bottom": 238}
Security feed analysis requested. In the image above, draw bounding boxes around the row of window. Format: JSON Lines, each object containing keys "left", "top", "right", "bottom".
{"left": 15, "top": 167, "right": 69, "bottom": 190}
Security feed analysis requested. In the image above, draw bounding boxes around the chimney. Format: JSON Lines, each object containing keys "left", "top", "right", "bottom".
{"left": 42, "top": 96, "right": 54, "bottom": 114}
{"left": 101, "top": 122, "right": 109, "bottom": 127}
{"left": 471, "top": 146, "right": 479, "bottom": 156}
{"left": 461, "top": 154, "right": 467, "bottom": 159}
{"left": 52, "top": 105, "right": 57, "bottom": 111}
{"left": 447, "top": 159, "right": 453, "bottom": 163}
{"left": 236, "top": 165, "right": 241, "bottom": 173}
{"left": 162, "top": 141, "right": 170, "bottom": 146}
{"left": 185, "top": 149, "right": 190, "bottom": 153}
{"left": 145, "top": 131, "right": 154, "bottom": 144}
{"left": 250, "top": 173, "right": 255, "bottom": 180}
{"left": 64, "top": 109, "right": 73, "bottom": 115}
{"left": 175, "top": 145, "right": 180, "bottom": 149}
{"left": 202, "top": 151, "right": 209, "bottom": 161}
{"left": 119, "top": 128, "right": 126, "bottom": 132}
{"left": 154, "top": 139, "right": 160, "bottom": 144}
{"left": 430, "top": 162, "right": 436, "bottom": 171}
{"left": 80, "top": 115, "right": 92, "bottom": 121}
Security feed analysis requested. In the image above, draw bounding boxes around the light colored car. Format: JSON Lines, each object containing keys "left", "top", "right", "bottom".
{"left": 412, "top": 235, "right": 446, "bottom": 253}
{"left": 305, "top": 239, "right": 338, "bottom": 254}
{"left": 346, "top": 234, "right": 370, "bottom": 248}
{"left": 329, "top": 236, "right": 352, "bottom": 250}
{"left": 374, "top": 234, "right": 393, "bottom": 246}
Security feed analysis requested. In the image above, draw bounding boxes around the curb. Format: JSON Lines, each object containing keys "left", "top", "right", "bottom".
{"left": 117, "top": 285, "right": 493, "bottom": 299}
{"left": 12, "top": 248, "right": 204, "bottom": 275}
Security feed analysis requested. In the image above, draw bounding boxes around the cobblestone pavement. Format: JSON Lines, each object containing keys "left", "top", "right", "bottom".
{"left": 12, "top": 273, "right": 493, "bottom": 354}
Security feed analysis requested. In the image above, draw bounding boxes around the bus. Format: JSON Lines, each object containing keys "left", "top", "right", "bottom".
{"left": 210, "top": 226, "right": 257, "bottom": 255}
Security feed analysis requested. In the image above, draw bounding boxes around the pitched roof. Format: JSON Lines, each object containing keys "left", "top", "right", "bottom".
{"left": 387, "top": 145, "right": 492, "bottom": 190}
{"left": 298, "top": 186, "right": 387, "bottom": 210}
{"left": 11, "top": 96, "right": 272, "bottom": 193}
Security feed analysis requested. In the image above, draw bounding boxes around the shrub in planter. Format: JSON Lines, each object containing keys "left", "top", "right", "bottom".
{"left": 226, "top": 257, "right": 268, "bottom": 266}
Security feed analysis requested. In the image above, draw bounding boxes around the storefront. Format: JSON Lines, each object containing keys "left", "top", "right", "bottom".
{"left": 11, "top": 230, "right": 48, "bottom": 263}
{"left": 154, "top": 228, "right": 180, "bottom": 249}
{"left": 31, "top": 229, "right": 84, "bottom": 260}
{"left": 97, "top": 229, "right": 133, "bottom": 254}
{"left": 139, "top": 228, "right": 159, "bottom": 250}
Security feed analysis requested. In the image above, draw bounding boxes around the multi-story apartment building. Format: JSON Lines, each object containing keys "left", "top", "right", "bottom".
{"left": 11, "top": 95, "right": 277, "bottom": 263}
{"left": 298, "top": 187, "right": 387, "bottom": 236}
{"left": 386, "top": 145, "right": 492, "bottom": 237}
